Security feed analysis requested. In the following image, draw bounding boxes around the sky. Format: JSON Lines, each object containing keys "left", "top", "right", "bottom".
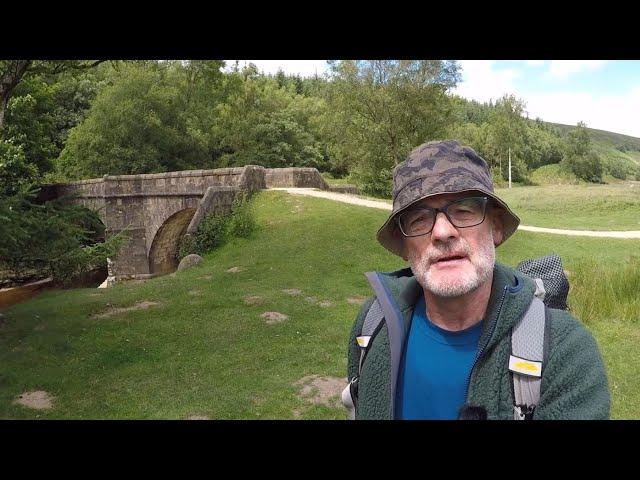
{"left": 225, "top": 60, "right": 640, "bottom": 139}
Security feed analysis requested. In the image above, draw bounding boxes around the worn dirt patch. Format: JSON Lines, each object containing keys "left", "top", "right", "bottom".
{"left": 198, "top": 275, "right": 213, "bottom": 280}
{"left": 188, "top": 290, "right": 202, "bottom": 296}
{"left": 13, "top": 390, "right": 54, "bottom": 410}
{"left": 282, "top": 289, "right": 303, "bottom": 296}
{"left": 244, "top": 295, "right": 265, "bottom": 306}
{"left": 226, "top": 266, "right": 244, "bottom": 273}
{"left": 305, "top": 296, "right": 318, "bottom": 304}
{"left": 294, "top": 375, "right": 347, "bottom": 408}
{"left": 347, "top": 296, "right": 368, "bottom": 305}
{"left": 318, "top": 300, "right": 334, "bottom": 308}
{"left": 261, "top": 311, "right": 289, "bottom": 325}
{"left": 91, "top": 301, "right": 160, "bottom": 319}
{"left": 185, "top": 415, "right": 210, "bottom": 420}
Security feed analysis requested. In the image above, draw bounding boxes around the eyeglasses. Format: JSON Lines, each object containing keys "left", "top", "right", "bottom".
{"left": 396, "top": 196, "right": 489, "bottom": 237}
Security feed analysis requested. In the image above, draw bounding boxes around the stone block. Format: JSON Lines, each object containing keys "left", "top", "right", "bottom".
{"left": 177, "top": 254, "right": 204, "bottom": 271}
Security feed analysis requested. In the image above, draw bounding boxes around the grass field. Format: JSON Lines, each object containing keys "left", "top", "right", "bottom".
{"left": 1, "top": 190, "right": 639, "bottom": 419}
{"left": 325, "top": 175, "right": 640, "bottom": 231}
{"left": 495, "top": 183, "right": 640, "bottom": 230}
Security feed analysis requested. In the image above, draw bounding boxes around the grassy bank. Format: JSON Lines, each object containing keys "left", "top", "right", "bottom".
{"left": 496, "top": 183, "right": 640, "bottom": 230}
{"left": 1, "top": 190, "right": 638, "bottom": 419}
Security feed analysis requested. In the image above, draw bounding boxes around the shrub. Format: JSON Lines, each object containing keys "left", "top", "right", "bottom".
{"left": 352, "top": 166, "right": 393, "bottom": 198}
{"left": 0, "top": 189, "right": 127, "bottom": 286}
{"left": 49, "top": 230, "right": 128, "bottom": 286}
{"left": 193, "top": 212, "right": 230, "bottom": 253}
{"left": 228, "top": 195, "right": 256, "bottom": 238}
{"left": 603, "top": 155, "right": 637, "bottom": 181}
{"left": 564, "top": 152, "right": 603, "bottom": 183}
{"left": 176, "top": 194, "right": 256, "bottom": 261}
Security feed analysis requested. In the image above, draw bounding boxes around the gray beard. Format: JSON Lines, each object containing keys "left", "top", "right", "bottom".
{"left": 408, "top": 233, "right": 496, "bottom": 298}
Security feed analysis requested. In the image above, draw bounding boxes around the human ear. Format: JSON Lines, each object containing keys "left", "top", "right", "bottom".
{"left": 491, "top": 210, "right": 504, "bottom": 246}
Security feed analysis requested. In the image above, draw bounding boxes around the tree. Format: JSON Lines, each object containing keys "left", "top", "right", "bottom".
{"left": 324, "top": 60, "right": 461, "bottom": 195}
{"left": 211, "top": 73, "right": 326, "bottom": 169}
{"left": 487, "top": 94, "right": 528, "bottom": 180}
{"left": 56, "top": 62, "right": 213, "bottom": 179}
{"left": 0, "top": 138, "right": 37, "bottom": 196}
{"left": 562, "top": 121, "right": 603, "bottom": 183}
{"left": 0, "top": 187, "right": 126, "bottom": 286}
{"left": 566, "top": 121, "right": 591, "bottom": 157}
{"left": 0, "top": 60, "right": 106, "bottom": 132}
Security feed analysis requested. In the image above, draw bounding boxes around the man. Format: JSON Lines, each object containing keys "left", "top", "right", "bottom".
{"left": 345, "top": 140, "right": 610, "bottom": 420}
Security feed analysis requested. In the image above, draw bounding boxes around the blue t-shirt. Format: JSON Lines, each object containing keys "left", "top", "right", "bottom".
{"left": 396, "top": 295, "right": 483, "bottom": 420}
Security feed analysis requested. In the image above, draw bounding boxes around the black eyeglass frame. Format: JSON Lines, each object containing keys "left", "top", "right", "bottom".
{"left": 395, "top": 196, "right": 490, "bottom": 237}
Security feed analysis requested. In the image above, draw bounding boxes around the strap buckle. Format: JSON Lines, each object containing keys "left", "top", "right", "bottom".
{"left": 514, "top": 404, "right": 536, "bottom": 420}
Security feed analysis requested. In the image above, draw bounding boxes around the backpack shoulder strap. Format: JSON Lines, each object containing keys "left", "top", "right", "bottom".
{"left": 510, "top": 293, "right": 547, "bottom": 420}
{"left": 341, "top": 298, "right": 386, "bottom": 419}
{"left": 356, "top": 298, "right": 385, "bottom": 372}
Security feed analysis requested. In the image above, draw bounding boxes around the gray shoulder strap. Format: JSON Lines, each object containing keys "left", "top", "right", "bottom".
{"left": 357, "top": 298, "right": 385, "bottom": 374}
{"left": 510, "top": 294, "right": 546, "bottom": 420}
{"left": 341, "top": 298, "right": 385, "bottom": 419}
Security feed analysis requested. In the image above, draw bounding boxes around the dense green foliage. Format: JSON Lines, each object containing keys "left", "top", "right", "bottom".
{"left": 320, "top": 60, "right": 461, "bottom": 195}
{"left": 0, "top": 188, "right": 126, "bottom": 286}
{"left": 3, "top": 59, "right": 640, "bottom": 285}
{"left": 2, "top": 59, "right": 640, "bottom": 196}
{"left": 177, "top": 195, "right": 256, "bottom": 261}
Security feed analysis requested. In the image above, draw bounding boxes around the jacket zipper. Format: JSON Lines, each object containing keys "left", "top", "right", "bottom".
{"left": 464, "top": 285, "right": 508, "bottom": 403}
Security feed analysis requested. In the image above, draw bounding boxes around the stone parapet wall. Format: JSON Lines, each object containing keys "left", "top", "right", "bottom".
{"left": 55, "top": 165, "right": 328, "bottom": 198}
{"left": 265, "top": 167, "right": 329, "bottom": 189}
{"left": 238, "top": 165, "right": 267, "bottom": 193}
{"left": 186, "top": 186, "right": 239, "bottom": 236}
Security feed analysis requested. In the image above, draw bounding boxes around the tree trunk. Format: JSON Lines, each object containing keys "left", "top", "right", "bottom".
{"left": 0, "top": 60, "right": 33, "bottom": 132}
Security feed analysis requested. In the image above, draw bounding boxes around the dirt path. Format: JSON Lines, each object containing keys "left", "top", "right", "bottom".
{"left": 272, "top": 188, "right": 640, "bottom": 239}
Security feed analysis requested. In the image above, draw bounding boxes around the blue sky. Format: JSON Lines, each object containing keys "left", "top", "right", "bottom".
{"left": 225, "top": 60, "right": 640, "bottom": 139}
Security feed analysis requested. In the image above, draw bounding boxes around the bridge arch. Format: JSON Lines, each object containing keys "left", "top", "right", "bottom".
{"left": 148, "top": 208, "right": 197, "bottom": 275}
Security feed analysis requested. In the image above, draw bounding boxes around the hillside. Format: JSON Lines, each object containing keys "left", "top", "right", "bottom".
{"left": 546, "top": 122, "right": 640, "bottom": 151}
{"left": 546, "top": 121, "right": 640, "bottom": 167}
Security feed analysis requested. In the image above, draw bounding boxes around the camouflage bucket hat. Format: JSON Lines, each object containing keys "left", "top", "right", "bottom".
{"left": 377, "top": 140, "right": 520, "bottom": 257}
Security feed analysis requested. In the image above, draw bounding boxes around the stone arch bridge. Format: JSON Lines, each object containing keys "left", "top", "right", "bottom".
{"left": 42, "top": 166, "right": 331, "bottom": 283}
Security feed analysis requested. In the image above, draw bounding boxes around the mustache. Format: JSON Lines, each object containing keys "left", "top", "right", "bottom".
{"left": 424, "top": 241, "right": 471, "bottom": 265}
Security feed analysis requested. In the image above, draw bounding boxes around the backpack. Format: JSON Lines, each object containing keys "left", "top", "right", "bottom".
{"left": 341, "top": 254, "right": 570, "bottom": 420}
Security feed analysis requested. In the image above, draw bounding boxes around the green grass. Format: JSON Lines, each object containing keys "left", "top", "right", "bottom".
{"left": 529, "top": 164, "right": 582, "bottom": 186}
{"left": 321, "top": 172, "right": 356, "bottom": 187}
{"left": 495, "top": 183, "right": 640, "bottom": 230}
{"left": 1, "top": 190, "right": 639, "bottom": 419}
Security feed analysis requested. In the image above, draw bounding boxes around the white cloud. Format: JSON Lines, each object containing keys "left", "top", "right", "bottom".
{"left": 525, "top": 88, "right": 640, "bottom": 138}
{"left": 451, "top": 60, "right": 640, "bottom": 138}
{"left": 452, "top": 60, "right": 522, "bottom": 104}
{"left": 223, "top": 60, "right": 329, "bottom": 78}
{"left": 547, "top": 61, "right": 607, "bottom": 80}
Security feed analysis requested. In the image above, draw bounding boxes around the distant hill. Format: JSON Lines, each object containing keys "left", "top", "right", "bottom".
{"left": 546, "top": 122, "right": 640, "bottom": 154}
{"left": 543, "top": 122, "right": 640, "bottom": 176}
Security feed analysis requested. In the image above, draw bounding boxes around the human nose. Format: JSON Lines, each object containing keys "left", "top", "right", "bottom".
{"left": 430, "top": 211, "right": 459, "bottom": 243}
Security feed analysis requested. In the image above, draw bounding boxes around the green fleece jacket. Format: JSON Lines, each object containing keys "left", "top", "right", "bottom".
{"left": 347, "top": 262, "right": 610, "bottom": 420}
